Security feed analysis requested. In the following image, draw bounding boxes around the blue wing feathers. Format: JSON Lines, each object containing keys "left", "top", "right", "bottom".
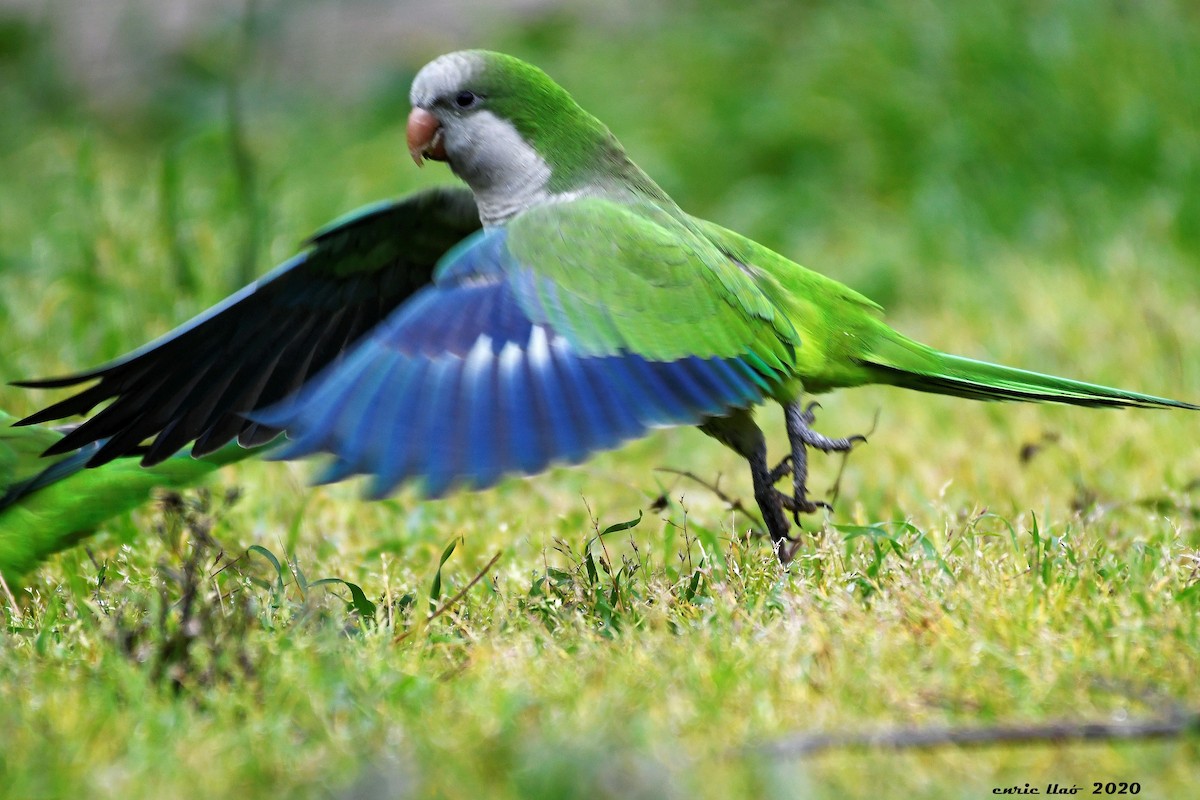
{"left": 681, "top": 355, "right": 758, "bottom": 408}
{"left": 252, "top": 227, "right": 770, "bottom": 497}
{"left": 434, "top": 227, "right": 513, "bottom": 284}
{"left": 366, "top": 359, "right": 433, "bottom": 497}
{"left": 622, "top": 358, "right": 697, "bottom": 424}
{"left": 418, "top": 357, "right": 467, "bottom": 497}
{"left": 261, "top": 340, "right": 764, "bottom": 497}
{"left": 548, "top": 341, "right": 619, "bottom": 453}
{"left": 497, "top": 342, "right": 545, "bottom": 477}
{"left": 573, "top": 358, "right": 647, "bottom": 444}
{"left": 489, "top": 286, "right": 536, "bottom": 353}
{"left": 462, "top": 338, "right": 503, "bottom": 491}
{"left": 343, "top": 358, "right": 414, "bottom": 474}
{"left": 377, "top": 279, "right": 534, "bottom": 358}
{"left": 528, "top": 332, "right": 588, "bottom": 466}
{"left": 309, "top": 350, "right": 397, "bottom": 478}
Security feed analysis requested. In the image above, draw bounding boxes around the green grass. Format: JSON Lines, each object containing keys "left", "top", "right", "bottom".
{"left": 2, "top": 1, "right": 1200, "bottom": 797}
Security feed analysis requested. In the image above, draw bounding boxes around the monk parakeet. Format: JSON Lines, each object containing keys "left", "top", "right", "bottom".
{"left": 13, "top": 50, "right": 1196, "bottom": 563}
{"left": 0, "top": 412, "right": 253, "bottom": 581}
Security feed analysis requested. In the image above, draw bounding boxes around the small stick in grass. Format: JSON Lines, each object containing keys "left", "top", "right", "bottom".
{"left": 757, "top": 710, "right": 1200, "bottom": 758}
{"left": 394, "top": 551, "right": 502, "bottom": 645}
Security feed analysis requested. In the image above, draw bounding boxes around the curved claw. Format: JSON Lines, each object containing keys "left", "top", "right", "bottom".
{"left": 776, "top": 489, "right": 830, "bottom": 516}
{"left": 799, "top": 500, "right": 832, "bottom": 525}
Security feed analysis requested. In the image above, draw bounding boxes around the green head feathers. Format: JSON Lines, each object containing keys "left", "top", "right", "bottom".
{"left": 409, "top": 50, "right": 651, "bottom": 196}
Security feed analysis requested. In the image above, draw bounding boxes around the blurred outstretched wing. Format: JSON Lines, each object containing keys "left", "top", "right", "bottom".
{"left": 254, "top": 197, "right": 790, "bottom": 497}
{"left": 15, "top": 188, "right": 482, "bottom": 466}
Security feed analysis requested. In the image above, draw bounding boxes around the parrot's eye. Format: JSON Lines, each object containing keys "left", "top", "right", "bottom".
{"left": 454, "top": 91, "right": 479, "bottom": 109}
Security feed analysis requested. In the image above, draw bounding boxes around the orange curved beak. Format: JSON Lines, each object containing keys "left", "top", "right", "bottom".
{"left": 406, "top": 108, "right": 446, "bottom": 166}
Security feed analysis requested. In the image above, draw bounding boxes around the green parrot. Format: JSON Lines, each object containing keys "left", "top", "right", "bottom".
{"left": 0, "top": 412, "right": 254, "bottom": 581}
{"left": 13, "top": 50, "right": 1196, "bottom": 564}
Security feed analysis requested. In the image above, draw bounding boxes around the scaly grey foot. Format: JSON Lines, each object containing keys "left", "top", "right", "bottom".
{"left": 783, "top": 400, "right": 866, "bottom": 524}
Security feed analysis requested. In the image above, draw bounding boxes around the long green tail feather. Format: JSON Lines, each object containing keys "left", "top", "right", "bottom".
{"left": 863, "top": 335, "right": 1198, "bottom": 410}
{"left": 0, "top": 414, "right": 261, "bottom": 583}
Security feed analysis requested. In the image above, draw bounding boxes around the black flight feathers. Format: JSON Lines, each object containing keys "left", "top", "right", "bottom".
{"left": 14, "top": 188, "right": 482, "bottom": 467}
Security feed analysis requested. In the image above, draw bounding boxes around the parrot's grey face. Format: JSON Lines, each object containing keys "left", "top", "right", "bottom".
{"left": 408, "top": 52, "right": 552, "bottom": 225}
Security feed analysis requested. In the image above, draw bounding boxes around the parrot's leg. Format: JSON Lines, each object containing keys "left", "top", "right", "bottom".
{"left": 747, "top": 438, "right": 802, "bottom": 564}
{"left": 779, "top": 400, "right": 866, "bottom": 523}
{"left": 698, "top": 409, "right": 800, "bottom": 563}
{"left": 698, "top": 404, "right": 864, "bottom": 564}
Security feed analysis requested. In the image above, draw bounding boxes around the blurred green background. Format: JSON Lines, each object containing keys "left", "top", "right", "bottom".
{"left": 2, "top": 2, "right": 1199, "bottom": 798}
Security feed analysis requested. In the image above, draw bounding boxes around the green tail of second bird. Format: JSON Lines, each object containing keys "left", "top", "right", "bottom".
{"left": 1, "top": 413, "right": 258, "bottom": 583}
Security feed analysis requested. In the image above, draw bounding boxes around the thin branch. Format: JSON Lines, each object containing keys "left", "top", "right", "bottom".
{"left": 757, "top": 711, "right": 1200, "bottom": 759}
{"left": 655, "top": 467, "right": 765, "bottom": 532}
{"left": 394, "top": 551, "right": 502, "bottom": 644}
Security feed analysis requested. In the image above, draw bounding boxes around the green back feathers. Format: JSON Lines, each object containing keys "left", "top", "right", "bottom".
{"left": 507, "top": 198, "right": 799, "bottom": 377}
